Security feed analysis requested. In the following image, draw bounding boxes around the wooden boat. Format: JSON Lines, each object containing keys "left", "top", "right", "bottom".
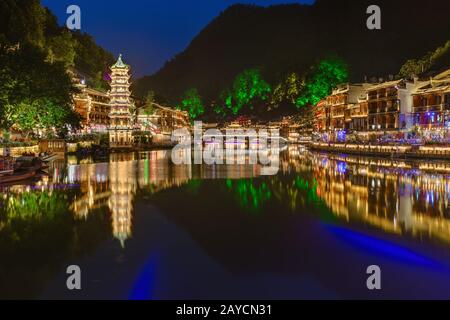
{"left": 0, "top": 169, "right": 36, "bottom": 184}
{"left": 15, "top": 156, "right": 47, "bottom": 171}
{"left": 0, "top": 156, "right": 48, "bottom": 184}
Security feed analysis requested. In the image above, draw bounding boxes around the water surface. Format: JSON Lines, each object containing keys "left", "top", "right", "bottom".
{"left": 1, "top": 148, "right": 450, "bottom": 299}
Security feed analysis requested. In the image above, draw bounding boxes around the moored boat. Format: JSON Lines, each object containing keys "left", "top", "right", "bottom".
{"left": 0, "top": 156, "right": 47, "bottom": 184}
{"left": 0, "top": 169, "right": 36, "bottom": 184}
{"left": 15, "top": 156, "right": 47, "bottom": 171}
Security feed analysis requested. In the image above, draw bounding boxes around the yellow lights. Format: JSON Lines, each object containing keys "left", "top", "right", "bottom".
{"left": 109, "top": 55, "right": 134, "bottom": 148}
{"left": 419, "top": 146, "right": 450, "bottom": 152}
{"left": 0, "top": 145, "right": 40, "bottom": 157}
{"left": 309, "top": 142, "right": 450, "bottom": 156}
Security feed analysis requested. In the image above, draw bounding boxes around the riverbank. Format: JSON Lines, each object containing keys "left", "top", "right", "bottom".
{"left": 309, "top": 142, "right": 450, "bottom": 160}
{"left": 0, "top": 138, "right": 176, "bottom": 157}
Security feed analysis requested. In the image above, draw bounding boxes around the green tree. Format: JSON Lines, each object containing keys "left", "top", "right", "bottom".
{"left": 221, "top": 69, "right": 271, "bottom": 115}
{"left": 143, "top": 91, "right": 156, "bottom": 115}
{"left": 73, "top": 33, "right": 115, "bottom": 91}
{"left": 270, "top": 72, "right": 304, "bottom": 107}
{"left": 214, "top": 89, "right": 232, "bottom": 117}
{"left": 47, "top": 30, "right": 76, "bottom": 68}
{"left": 178, "top": 88, "right": 205, "bottom": 120}
{"left": 0, "top": 44, "right": 81, "bottom": 136}
{"left": 398, "top": 40, "right": 450, "bottom": 78}
{"left": 0, "top": 0, "right": 115, "bottom": 96}
{"left": 296, "top": 58, "right": 348, "bottom": 108}
{"left": 0, "top": 0, "right": 47, "bottom": 48}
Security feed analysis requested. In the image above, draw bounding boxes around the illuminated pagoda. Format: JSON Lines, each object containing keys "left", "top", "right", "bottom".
{"left": 109, "top": 54, "right": 134, "bottom": 148}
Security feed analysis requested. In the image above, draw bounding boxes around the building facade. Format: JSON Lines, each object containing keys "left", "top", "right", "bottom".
{"left": 137, "top": 103, "right": 190, "bottom": 134}
{"left": 71, "top": 69, "right": 111, "bottom": 133}
{"left": 412, "top": 70, "right": 450, "bottom": 134}
{"left": 73, "top": 84, "right": 110, "bottom": 132}
{"left": 319, "top": 83, "right": 370, "bottom": 141}
{"left": 108, "top": 55, "right": 134, "bottom": 148}
{"left": 366, "top": 79, "right": 418, "bottom": 133}
{"left": 313, "top": 99, "right": 328, "bottom": 133}
{"left": 312, "top": 70, "right": 450, "bottom": 142}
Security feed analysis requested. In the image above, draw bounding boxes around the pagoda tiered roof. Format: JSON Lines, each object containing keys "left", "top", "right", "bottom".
{"left": 111, "top": 54, "right": 129, "bottom": 69}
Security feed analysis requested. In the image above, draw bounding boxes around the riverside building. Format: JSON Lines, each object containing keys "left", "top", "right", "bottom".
{"left": 313, "top": 69, "right": 450, "bottom": 142}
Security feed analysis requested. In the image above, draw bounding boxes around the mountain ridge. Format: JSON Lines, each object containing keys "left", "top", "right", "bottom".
{"left": 133, "top": 0, "right": 450, "bottom": 105}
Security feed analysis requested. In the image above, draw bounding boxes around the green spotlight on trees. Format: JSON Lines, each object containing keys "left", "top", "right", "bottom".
{"left": 178, "top": 88, "right": 205, "bottom": 120}
{"left": 296, "top": 57, "right": 349, "bottom": 108}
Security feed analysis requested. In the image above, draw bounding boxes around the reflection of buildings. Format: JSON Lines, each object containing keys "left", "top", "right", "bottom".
{"left": 67, "top": 151, "right": 191, "bottom": 246}
{"left": 4, "top": 147, "right": 450, "bottom": 247}
{"left": 13, "top": 142, "right": 450, "bottom": 246}
{"left": 64, "top": 149, "right": 272, "bottom": 245}
{"left": 69, "top": 160, "right": 109, "bottom": 218}
{"left": 65, "top": 150, "right": 265, "bottom": 245}
{"left": 290, "top": 150, "right": 450, "bottom": 243}
{"left": 108, "top": 153, "right": 136, "bottom": 247}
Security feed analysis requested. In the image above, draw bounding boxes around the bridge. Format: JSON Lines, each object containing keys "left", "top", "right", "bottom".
{"left": 203, "top": 131, "right": 289, "bottom": 145}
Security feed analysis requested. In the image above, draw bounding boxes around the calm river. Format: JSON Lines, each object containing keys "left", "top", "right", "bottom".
{"left": 1, "top": 147, "right": 450, "bottom": 299}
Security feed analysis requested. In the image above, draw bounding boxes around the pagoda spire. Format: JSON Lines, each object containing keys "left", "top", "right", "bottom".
{"left": 112, "top": 53, "right": 127, "bottom": 69}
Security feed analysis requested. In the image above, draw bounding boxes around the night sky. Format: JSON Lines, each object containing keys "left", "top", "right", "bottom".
{"left": 41, "top": 0, "right": 315, "bottom": 78}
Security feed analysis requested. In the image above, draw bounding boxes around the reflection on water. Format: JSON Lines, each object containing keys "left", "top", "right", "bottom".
{"left": 2, "top": 147, "right": 450, "bottom": 247}
{"left": 299, "top": 151, "right": 450, "bottom": 244}
{"left": 1, "top": 147, "right": 450, "bottom": 298}
{"left": 66, "top": 151, "right": 265, "bottom": 246}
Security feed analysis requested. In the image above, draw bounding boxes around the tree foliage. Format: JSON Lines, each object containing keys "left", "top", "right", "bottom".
{"left": 0, "top": 0, "right": 115, "bottom": 135}
{"left": 47, "top": 30, "right": 76, "bottom": 68}
{"left": 296, "top": 58, "right": 348, "bottom": 108}
{"left": 72, "top": 32, "right": 115, "bottom": 91}
{"left": 134, "top": 0, "right": 450, "bottom": 111}
{"left": 398, "top": 40, "right": 450, "bottom": 78}
{"left": 0, "top": 0, "right": 114, "bottom": 89}
{"left": 0, "top": 44, "right": 81, "bottom": 135}
{"left": 178, "top": 88, "right": 205, "bottom": 120}
{"left": 143, "top": 91, "right": 156, "bottom": 115}
{"left": 220, "top": 68, "right": 271, "bottom": 116}
{"left": 270, "top": 72, "right": 304, "bottom": 107}
{"left": 0, "top": 0, "right": 47, "bottom": 48}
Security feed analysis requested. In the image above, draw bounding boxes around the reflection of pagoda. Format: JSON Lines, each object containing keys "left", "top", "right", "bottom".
{"left": 109, "top": 54, "right": 133, "bottom": 148}
{"left": 108, "top": 153, "right": 137, "bottom": 247}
